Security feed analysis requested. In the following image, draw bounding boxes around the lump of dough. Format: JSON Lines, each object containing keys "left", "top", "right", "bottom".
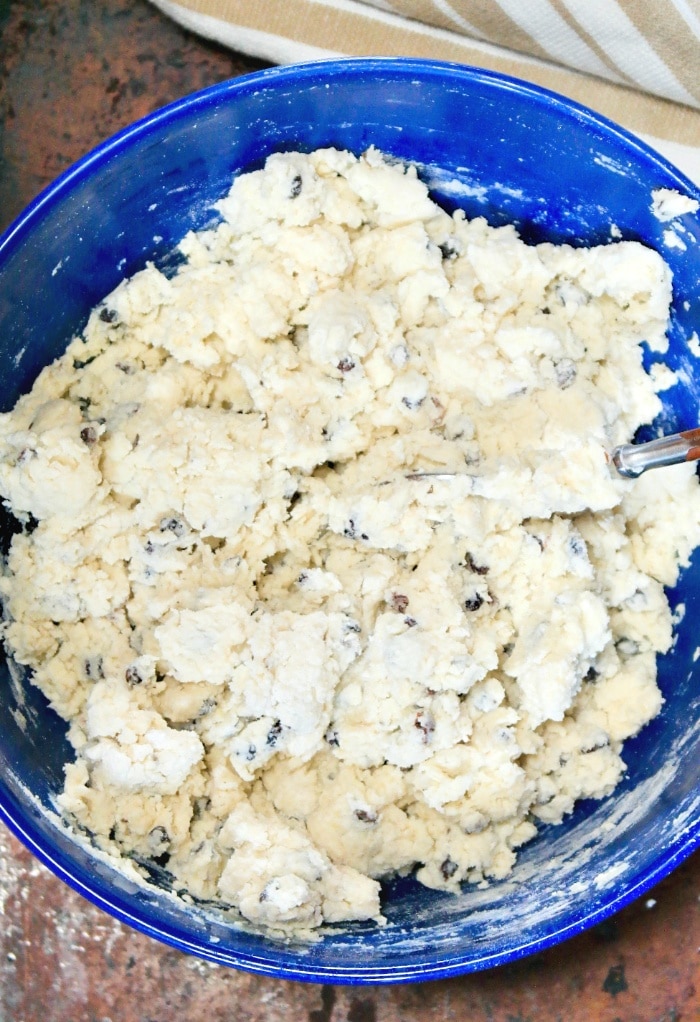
{"left": 83, "top": 680, "right": 204, "bottom": 795}
{"left": 0, "top": 399, "right": 101, "bottom": 519}
{"left": 216, "top": 801, "right": 381, "bottom": 928}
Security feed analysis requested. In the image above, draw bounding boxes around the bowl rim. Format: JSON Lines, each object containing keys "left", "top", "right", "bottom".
{"left": 2, "top": 54, "right": 699, "bottom": 257}
{"left": 0, "top": 55, "right": 698, "bottom": 984}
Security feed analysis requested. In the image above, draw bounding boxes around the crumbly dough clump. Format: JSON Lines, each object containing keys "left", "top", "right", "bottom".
{"left": 2, "top": 148, "right": 700, "bottom": 932}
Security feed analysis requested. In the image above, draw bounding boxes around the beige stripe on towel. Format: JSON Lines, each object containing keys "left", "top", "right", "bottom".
{"left": 357, "top": 0, "right": 700, "bottom": 105}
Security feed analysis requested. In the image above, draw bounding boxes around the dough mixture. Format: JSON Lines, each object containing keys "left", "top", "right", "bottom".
{"left": 1, "top": 148, "right": 699, "bottom": 931}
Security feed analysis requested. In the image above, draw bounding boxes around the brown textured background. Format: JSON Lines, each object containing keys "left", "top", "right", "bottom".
{"left": 0, "top": 2, "right": 698, "bottom": 1019}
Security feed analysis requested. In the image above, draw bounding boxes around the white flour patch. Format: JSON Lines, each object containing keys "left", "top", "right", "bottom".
{"left": 652, "top": 188, "right": 699, "bottom": 221}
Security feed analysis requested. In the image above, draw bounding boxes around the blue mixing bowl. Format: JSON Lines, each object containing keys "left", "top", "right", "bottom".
{"left": 0, "top": 58, "right": 699, "bottom": 984}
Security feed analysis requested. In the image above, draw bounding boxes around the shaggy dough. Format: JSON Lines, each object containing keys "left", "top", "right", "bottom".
{"left": 2, "top": 147, "right": 700, "bottom": 932}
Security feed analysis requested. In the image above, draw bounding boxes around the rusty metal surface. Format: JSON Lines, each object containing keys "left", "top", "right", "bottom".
{"left": 0, "top": 2, "right": 698, "bottom": 1018}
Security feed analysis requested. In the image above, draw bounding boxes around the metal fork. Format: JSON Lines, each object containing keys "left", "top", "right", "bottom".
{"left": 405, "top": 427, "right": 700, "bottom": 481}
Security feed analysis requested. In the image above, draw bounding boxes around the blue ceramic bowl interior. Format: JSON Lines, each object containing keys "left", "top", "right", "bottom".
{"left": 0, "top": 58, "right": 699, "bottom": 984}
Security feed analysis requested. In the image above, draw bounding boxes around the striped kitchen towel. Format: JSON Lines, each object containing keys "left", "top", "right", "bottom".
{"left": 150, "top": 0, "right": 700, "bottom": 184}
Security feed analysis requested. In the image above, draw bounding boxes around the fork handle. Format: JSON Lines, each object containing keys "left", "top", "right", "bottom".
{"left": 612, "top": 427, "right": 700, "bottom": 478}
